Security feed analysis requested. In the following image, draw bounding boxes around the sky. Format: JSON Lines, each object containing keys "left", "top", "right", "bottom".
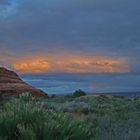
{"left": 0, "top": 0, "right": 140, "bottom": 74}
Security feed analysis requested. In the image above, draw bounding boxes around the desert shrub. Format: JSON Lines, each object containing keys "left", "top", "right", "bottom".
{"left": 0, "top": 93, "right": 94, "bottom": 140}
{"left": 43, "top": 100, "right": 91, "bottom": 114}
{"left": 62, "top": 101, "right": 91, "bottom": 114}
{"left": 84, "top": 95, "right": 140, "bottom": 140}
{"left": 97, "top": 116, "right": 140, "bottom": 140}
{"left": 43, "top": 114, "right": 93, "bottom": 140}
{"left": 18, "top": 125, "right": 36, "bottom": 140}
{"left": 42, "top": 101, "right": 63, "bottom": 112}
{"left": 0, "top": 93, "right": 46, "bottom": 140}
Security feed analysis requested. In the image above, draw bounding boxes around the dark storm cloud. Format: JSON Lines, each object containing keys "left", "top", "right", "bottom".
{"left": 0, "top": 0, "right": 140, "bottom": 72}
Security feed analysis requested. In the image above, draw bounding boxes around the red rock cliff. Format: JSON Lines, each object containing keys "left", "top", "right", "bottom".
{"left": 0, "top": 67, "right": 46, "bottom": 97}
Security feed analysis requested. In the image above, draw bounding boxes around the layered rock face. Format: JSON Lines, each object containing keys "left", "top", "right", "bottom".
{"left": 0, "top": 67, "right": 46, "bottom": 97}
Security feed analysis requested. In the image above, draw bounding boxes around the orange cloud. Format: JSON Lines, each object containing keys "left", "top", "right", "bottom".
{"left": 13, "top": 54, "right": 130, "bottom": 74}
{"left": 13, "top": 58, "right": 51, "bottom": 74}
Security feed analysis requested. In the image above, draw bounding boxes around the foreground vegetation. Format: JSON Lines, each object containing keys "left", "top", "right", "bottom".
{"left": 0, "top": 93, "right": 140, "bottom": 140}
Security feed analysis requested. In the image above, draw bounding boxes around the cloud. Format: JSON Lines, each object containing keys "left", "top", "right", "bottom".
{"left": 0, "top": 0, "right": 139, "bottom": 73}
{"left": 13, "top": 58, "right": 51, "bottom": 74}
{"left": 13, "top": 53, "right": 130, "bottom": 74}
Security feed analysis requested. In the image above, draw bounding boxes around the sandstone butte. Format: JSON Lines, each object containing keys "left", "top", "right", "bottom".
{"left": 0, "top": 67, "right": 46, "bottom": 98}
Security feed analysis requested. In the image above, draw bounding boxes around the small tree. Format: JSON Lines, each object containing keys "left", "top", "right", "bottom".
{"left": 73, "top": 89, "right": 87, "bottom": 97}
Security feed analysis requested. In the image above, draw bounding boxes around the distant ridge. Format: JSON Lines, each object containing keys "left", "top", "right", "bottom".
{"left": 88, "top": 91, "right": 140, "bottom": 97}
{"left": 0, "top": 67, "right": 46, "bottom": 97}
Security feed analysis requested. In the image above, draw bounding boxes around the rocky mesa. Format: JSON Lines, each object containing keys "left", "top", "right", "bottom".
{"left": 0, "top": 67, "right": 46, "bottom": 97}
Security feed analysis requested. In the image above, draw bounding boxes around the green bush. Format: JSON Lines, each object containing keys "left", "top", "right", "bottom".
{"left": 0, "top": 93, "right": 93, "bottom": 140}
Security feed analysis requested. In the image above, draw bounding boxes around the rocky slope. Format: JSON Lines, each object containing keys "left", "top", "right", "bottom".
{"left": 0, "top": 67, "right": 46, "bottom": 97}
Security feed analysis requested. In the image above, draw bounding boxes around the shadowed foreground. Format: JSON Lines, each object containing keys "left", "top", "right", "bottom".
{"left": 0, "top": 93, "right": 140, "bottom": 140}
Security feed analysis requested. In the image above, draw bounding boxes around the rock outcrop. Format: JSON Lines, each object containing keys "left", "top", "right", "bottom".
{"left": 0, "top": 67, "right": 46, "bottom": 97}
